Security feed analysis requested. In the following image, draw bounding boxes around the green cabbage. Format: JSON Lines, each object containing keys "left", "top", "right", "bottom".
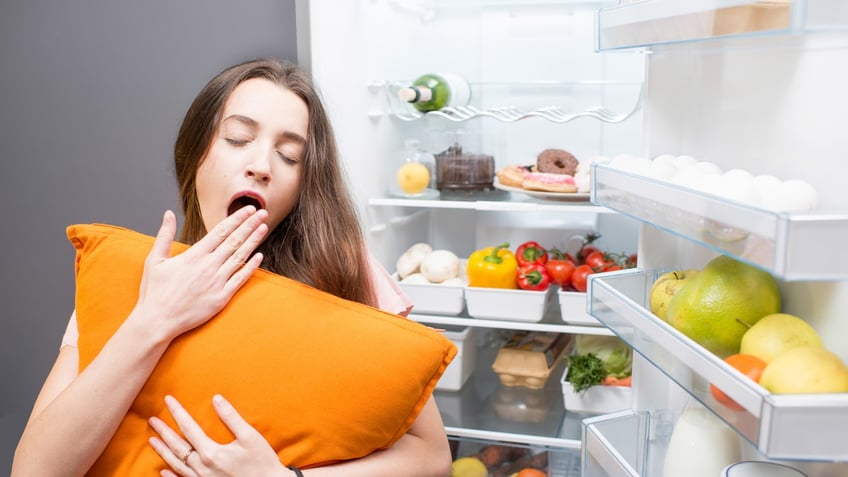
{"left": 573, "top": 335, "right": 633, "bottom": 378}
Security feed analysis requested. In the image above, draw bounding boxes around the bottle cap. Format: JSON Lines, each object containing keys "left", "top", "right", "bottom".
{"left": 397, "top": 87, "right": 419, "bottom": 102}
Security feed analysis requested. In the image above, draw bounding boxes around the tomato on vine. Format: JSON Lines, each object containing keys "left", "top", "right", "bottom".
{"left": 570, "top": 264, "right": 595, "bottom": 292}
{"left": 546, "top": 248, "right": 576, "bottom": 286}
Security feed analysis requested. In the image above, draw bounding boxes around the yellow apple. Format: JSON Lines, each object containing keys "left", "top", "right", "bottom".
{"left": 649, "top": 270, "right": 698, "bottom": 321}
{"left": 760, "top": 346, "right": 848, "bottom": 394}
{"left": 740, "top": 313, "right": 824, "bottom": 363}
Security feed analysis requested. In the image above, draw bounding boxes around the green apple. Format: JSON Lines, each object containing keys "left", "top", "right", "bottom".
{"left": 760, "top": 346, "right": 848, "bottom": 394}
{"left": 665, "top": 255, "right": 781, "bottom": 359}
{"left": 740, "top": 313, "right": 824, "bottom": 363}
{"left": 649, "top": 270, "right": 698, "bottom": 321}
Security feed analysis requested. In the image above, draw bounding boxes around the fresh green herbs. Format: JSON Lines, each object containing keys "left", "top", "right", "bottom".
{"left": 566, "top": 353, "right": 608, "bottom": 394}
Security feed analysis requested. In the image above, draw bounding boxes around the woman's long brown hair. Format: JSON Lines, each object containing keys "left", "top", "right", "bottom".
{"left": 173, "top": 58, "right": 376, "bottom": 307}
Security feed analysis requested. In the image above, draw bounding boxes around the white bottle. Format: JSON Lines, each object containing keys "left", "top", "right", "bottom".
{"left": 663, "top": 401, "right": 742, "bottom": 477}
{"left": 397, "top": 73, "right": 471, "bottom": 113}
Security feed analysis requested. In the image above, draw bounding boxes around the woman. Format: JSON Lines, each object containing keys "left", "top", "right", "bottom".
{"left": 12, "top": 58, "right": 453, "bottom": 477}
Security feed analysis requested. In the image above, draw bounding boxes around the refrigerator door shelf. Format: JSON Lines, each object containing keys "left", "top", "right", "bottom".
{"left": 588, "top": 269, "right": 848, "bottom": 461}
{"left": 596, "top": 0, "right": 848, "bottom": 51}
{"left": 582, "top": 410, "right": 653, "bottom": 476}
{"left": 591, "top": 163, "right": 848, "bottom": 281}
{"left": 368, "top": 80, "right": 644, "bottom": 124}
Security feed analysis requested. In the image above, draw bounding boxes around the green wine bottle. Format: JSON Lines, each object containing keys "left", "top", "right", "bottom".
{"left": 397, "top": 73, "right": 471, "bottom": 113}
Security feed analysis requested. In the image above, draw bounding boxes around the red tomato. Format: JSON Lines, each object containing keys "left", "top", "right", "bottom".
{"left": 604, "top": 264, "right": 623, "bottom": 272}
{"left": 570, "top": 264, "right": 594, "bottom": 292}
{"left": 710, "top": 353, "right": 767, "bottom": 411}
{"left": 585, "top": 250, "right": 615, "bottom": 269}
{"left": 577, "top": 245, "right": 601, "bottom": 264}
{"left": 545, "top": 259, "right": 576, "bottom": 286}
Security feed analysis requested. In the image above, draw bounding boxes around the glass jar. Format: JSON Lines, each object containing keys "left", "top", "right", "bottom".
{"left": 389, "top": 139, "right": 439, "bottom": 199}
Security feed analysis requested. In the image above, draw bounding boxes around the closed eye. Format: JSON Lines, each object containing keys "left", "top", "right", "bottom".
{"left": 226, "top": 138, "right": 249, "bottom": 146}
{"left": 277, "top": 152, "right": 298, "bottom": 165}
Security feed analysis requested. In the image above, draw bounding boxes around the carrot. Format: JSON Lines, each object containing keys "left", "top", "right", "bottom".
{"left": 604, "top": 375, "right": 632, "bottom": 387}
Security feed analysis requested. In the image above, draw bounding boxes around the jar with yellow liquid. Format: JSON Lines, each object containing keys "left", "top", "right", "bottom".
{"left": 389, "top": 139, "right": 439, "bottom": 199}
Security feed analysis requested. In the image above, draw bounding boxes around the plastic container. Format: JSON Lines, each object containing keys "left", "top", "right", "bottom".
{"left": 492, "top": 331, "right": 574, "bottom": 390}
{"left": 430, "top": 129, "right": 497, "bottom": 192}
{"left": 389, "top": 139, "right": 439, "bottom": 199}
{"left": 560, "top": 366, "right": 632, "bottom": 413}
{"left": 428, "top": 323, "right": 476, "bottom": 391}
{"left": 396, "top": 278, "right": 465, "bottom": 316}
{"left": 465, "top": 286, "right": 553, "bottom": 322}
{"left": 558, "top": 289, "right": 602, "bottom": 326}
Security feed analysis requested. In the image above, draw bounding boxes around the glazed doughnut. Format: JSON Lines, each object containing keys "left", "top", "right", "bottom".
{"left": 496, "top": 164, "right": 532, "bottom": 188}
{"left": 522, "top": 172, "right": 577, "bottom": 193}
{"left": 537, "top": 148, "right": 579, "bottom": 176}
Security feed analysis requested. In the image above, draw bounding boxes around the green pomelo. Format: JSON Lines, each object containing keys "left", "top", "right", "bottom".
{"left": 665, "top": 255, "right": 781, "bottom": 358}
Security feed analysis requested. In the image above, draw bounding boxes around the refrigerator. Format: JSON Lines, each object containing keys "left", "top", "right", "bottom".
{"left": 300, "top": 0, "right": 848, "bottom": 476}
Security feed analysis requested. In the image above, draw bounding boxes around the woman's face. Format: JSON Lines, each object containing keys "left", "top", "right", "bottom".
{"left": 196, "top": 77, "right": 308, "bottom": 234}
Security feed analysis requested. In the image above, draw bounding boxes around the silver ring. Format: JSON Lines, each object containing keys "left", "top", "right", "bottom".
{"left": 181, "top": 448, "right": 195, "bottom": 465}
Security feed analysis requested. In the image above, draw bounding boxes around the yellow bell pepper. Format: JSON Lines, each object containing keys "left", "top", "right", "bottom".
{"left": 466, "top": 242, "right": 518, "bottom": 289}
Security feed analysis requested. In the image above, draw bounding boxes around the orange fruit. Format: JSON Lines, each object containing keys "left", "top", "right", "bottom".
{"left": 517, "top": 469, "right": 547, "bottom": 477}
{"left": 710, "top": 353, "right": 767, "bottom": 411}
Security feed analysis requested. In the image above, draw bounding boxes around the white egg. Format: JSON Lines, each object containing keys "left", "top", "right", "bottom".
{"left": 780, "top": 179, "right": 819, "bottom": 211}
{"left": 575, "top": 173, "right": 591, "bottom": 193}
{"left": 673, "top": 155, "right": 697, "bottom": 170}
{"left": 753, "top": 174, "right": 783, "bottom": 191}
{"left": 692, "top": 174, "right": 723, "bottom": 195}
{"left": 644, "top": 161, "right": 678, "bottom": 181}
{"left": 692, "top": 161, "right": 723, "bottom": 176}
{"left": 610, "top": 156, "right": 652, "bottom": 174}
{"left": 609, "top": 154, "right": 634, "bottom": 170}
{"left": 670, "top": 167, "right": 705, "bottom": 188}
{"left": 753, "top": 175, "right": 783, "bottom": 208}
{"left": 722, "top": 168, "right": 755, "bottom": 184}
{"left": 652, "top": 154, "right": 677, "bottom": 168}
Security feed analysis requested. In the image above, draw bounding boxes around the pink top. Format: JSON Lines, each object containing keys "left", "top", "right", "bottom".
{"left": 61, "top": 253, "right": 412, "bottom": 348}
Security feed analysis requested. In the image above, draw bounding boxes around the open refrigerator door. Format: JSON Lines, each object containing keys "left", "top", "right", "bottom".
{"left": 301, "top": 0, "right": 848, "bottom": 476}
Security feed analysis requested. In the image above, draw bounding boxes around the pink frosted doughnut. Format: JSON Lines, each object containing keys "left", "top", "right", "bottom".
{"left": 522, "top": 172, "right": 577, "bottom": 193}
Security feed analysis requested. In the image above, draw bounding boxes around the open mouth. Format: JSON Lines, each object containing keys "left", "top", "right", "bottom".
{"left": 227, "top": 194, "right": 264, "bottom": 216}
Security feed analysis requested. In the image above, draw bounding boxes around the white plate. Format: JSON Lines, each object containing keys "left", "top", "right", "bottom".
{"left": 493, "top": 179, "right": 590, "bottom": 202}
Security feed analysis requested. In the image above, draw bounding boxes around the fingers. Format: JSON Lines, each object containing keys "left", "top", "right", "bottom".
{"left": 149, "top": 210, "right": 178, "bottom": 261}
{"left": 211, "top": 394, "right": 259, "bottom": 442}
{"left": 196, "top": 205, "right": 267, "bottom": 257}
{"left": 163, "top": 395, "right": 213, "bottom": 452}
{"left": 148, "top": 419, "right": 196, "bottom": 477}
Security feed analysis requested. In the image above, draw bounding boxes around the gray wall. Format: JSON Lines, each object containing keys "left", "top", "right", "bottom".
{"left": 0, "top": 1, "right": 299, "bottom": 472}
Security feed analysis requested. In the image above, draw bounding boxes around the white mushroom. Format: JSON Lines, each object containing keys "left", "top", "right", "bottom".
{"left": 396, "top": 243, "right": 432, "bottom": 279}
{"left": 419, "top": 249, "right": 461, "bottom": 283}
{"left": 400, "top": 272, "right": 431, "bottom": 284}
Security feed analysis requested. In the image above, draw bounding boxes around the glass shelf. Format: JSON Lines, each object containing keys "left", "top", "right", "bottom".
{"left": 591, "top": 163, "right": 848, "bottom": 281}
{"left": 434, "top": 334, "right": 600, "bottom": 450}
{"left": 595, "top": 0, "right": 848, "bottom": 51}
{"left": 411, "top": 310, "right": 615, "bottom": 336}
{"left": 368, "top": 80, "right": 644, "bottom": 124}
{"left": 368, "top": 194, "right": 615, "bottom": 214}
{"left": 588, "top": 269, "right": 848, "bottom": 461}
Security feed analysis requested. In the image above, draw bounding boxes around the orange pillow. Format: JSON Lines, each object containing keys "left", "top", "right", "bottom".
{"left": 68, "top": 223, "right": 456, "bottom": 475}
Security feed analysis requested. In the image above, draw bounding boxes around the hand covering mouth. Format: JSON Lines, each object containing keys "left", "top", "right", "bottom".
{"left": 227, "top": 193, "right": 265, "bottom": 216}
